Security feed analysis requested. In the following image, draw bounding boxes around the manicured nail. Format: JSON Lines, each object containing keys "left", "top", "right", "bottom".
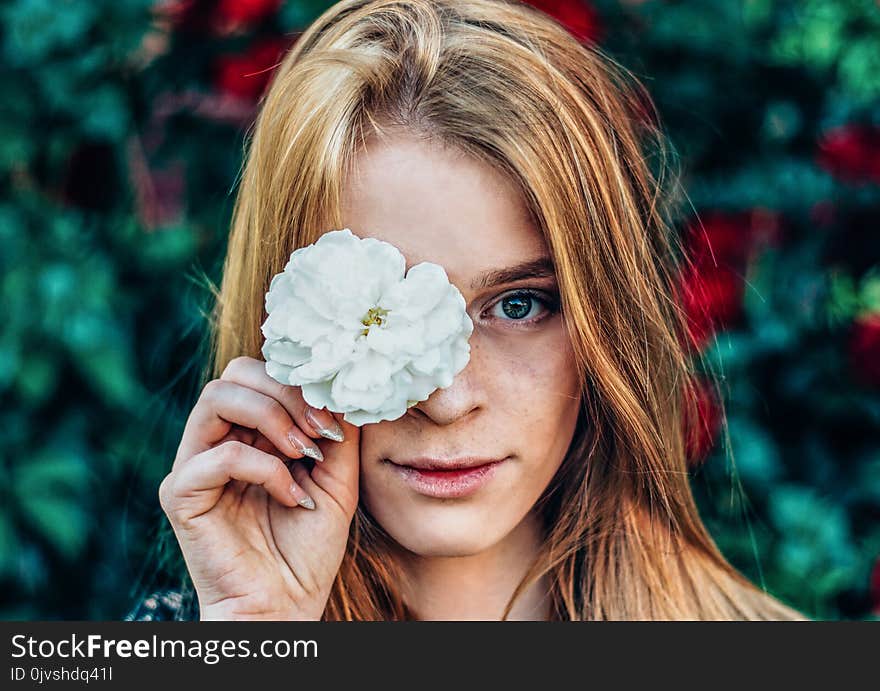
{"left": 288, "top": 431, "right": 324, "bottom": 462}
{"left": 305, "top": 407, "right": 345, "bottom": 442}
{"left": 290, "top": 483, "right": 315, "bottom": 510}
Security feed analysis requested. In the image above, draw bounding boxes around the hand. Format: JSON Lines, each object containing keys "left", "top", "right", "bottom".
{"left": 158, "top": 355, "right": 360, "bottom": 620}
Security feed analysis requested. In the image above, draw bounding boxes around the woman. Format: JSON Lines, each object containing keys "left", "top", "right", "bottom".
{"left": 134, "top": 0, "right": 807, "bottom": 620}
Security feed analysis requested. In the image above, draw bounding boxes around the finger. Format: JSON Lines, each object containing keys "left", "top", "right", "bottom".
{"left": 219, "top": 357, "right": 361, "bottom": 517}
{"left": 274, "top": 414, "right": 360, "bottom": 517}
{"left": 220, "top": 356, "right": 346, "bottom": 443}
{"left": 226, "top": 425, "right": 257, "bottom": 446}
{"left": 252, "top": 431, "right": 291, "bottom": 463}
{"left": 306, "top": 412, "right": 361, "bottom": 517}
{"left": 161, "top": 441, "right": 314, "bottom": 518}
{"left": 174, "top": 379, "right": 324, "bottom": 468}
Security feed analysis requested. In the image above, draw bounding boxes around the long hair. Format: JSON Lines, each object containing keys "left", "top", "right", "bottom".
{"left": 202, "top": 0, "right": 806, "bottom": 619}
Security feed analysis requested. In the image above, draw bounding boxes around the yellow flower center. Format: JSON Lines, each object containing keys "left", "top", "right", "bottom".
{"left": 360, "top": 306, "right": 389, "bottom": 336}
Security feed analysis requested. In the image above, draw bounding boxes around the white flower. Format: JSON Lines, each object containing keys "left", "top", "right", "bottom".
{"left": 260, "top": 228, "right": 474, "bottom": 425}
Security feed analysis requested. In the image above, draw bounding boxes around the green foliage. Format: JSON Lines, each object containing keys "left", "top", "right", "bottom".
{"left": 1, "top": 0, "right": 877, "bottom": 620}
{"left": 599, "top": 0, "right": 880, "bottom": 619}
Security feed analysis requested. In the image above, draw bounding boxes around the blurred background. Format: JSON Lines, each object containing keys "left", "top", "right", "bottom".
{"left": 1, "top": 0, "right": 878, "bottom": 620}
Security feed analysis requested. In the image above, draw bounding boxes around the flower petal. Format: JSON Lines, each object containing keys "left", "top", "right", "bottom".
{"left": 261, "top": 228, "right": 474, "bottom": 426}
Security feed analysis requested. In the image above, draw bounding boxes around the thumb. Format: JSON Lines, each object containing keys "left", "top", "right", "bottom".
{"left": 308, "top": 412, "right": 361, "bottom": 516}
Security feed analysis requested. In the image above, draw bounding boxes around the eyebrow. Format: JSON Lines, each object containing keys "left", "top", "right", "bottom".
{"left": 470, "top": 256, "right": 557, "bottom": 291}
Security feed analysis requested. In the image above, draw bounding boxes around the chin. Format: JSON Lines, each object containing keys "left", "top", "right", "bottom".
{"left": 393, "top": 531, "right": 496, "bottom": 558}
{"left": 375, "top": 504, "right": 505, "bottom": 557}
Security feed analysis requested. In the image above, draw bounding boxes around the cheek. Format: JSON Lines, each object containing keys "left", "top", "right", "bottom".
{"left": 484, "top": 321, "right": 581, "bottom": 427}
{"left": 358, "top": 421, "right": 392, "bottom": 467}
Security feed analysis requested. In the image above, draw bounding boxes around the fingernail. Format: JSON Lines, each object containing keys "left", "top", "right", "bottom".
{"left": 288, "top": 431, "right": 324, "bottom": 462}
{"left": 290, "top": 483, "right": 315, "bottom": 510}
{"left": 305, "top": 407, "right": 345, "bottom": 442}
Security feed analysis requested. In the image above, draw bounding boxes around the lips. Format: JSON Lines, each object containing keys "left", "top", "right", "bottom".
{"left": 391, "top": 456, "right": 506, "bottom": 471}
{"left": 387, "top": 457, "right": 509, "bottom": 499}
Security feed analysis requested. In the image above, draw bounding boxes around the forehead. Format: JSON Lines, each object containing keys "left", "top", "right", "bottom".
{"left": 339, "top": 135, "right": 547, "bottom": 292}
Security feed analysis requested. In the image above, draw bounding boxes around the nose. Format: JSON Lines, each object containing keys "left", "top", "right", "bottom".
{"left": 407, "top": 339, "right": 485, "bottom": 426}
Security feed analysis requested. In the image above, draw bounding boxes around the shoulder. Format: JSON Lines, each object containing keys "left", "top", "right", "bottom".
{"left": 125, "top": 588, "right": 197, "bottom": 621}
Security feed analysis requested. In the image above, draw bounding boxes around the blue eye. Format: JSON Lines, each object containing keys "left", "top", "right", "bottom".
{"left": 489, "top": 289, "right": 557, "bottom": 324}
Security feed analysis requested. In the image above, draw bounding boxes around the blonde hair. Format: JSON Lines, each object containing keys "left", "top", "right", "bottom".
{"left": 203, "top": 0, "right": 807, "bottom": 619}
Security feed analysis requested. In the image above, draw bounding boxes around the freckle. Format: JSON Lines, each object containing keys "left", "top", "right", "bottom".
{"left": 522, "top": 362, "right": 540, "bottom": 379}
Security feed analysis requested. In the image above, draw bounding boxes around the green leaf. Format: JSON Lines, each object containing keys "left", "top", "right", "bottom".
{"left": 0, "top": 512, "right": 19, "bottom": 576}
{"left": 139, "top": 224, "right": 198, "bottom": 265}
{"left": 726, "top": 414, "right": 784, "bottom": 485}
{"left": 13, "top": 448, "right": 92, "bottom": 560}
{"left": 278, "top": 0, "right": 332, "bottom": 30}
{"left": 15, "top": 352, "right": 58, "bottom": 404}
{"left": 74, "top": 343, "right": 142, "bottom": 408}
{"left": 79, "top": 85, "right": 130, "bottom": 141}
{"left": 858, "top": 269, "right": 880, "bottom": 314}
{"left": 17, "top": 496, "right": 89, "bottom": 560}
{"left": 2, "top": 0, "right": 99, "bottom": 66}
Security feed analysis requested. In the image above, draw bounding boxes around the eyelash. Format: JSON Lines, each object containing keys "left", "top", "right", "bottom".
{"left": 482, "top": 288, "right": 560, "bottom": 327}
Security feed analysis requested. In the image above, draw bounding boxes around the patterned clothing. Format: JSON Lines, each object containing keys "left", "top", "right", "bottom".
{"left": 125, "top": 588, "right": 196, "bottom": 621}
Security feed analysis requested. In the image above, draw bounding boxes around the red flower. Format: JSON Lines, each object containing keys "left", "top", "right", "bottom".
{"left": 525, "top": 0, "right": 602, "bottom": 43}
{"left": 678, "top": 210, "right": 783, "bottom": 351}
{"left": 817, "top": 124, "right": 880, "bottom": 184}
{"left": 685, "top": 209, "right": 782, "bottom": 266}
{"left": 154, "top": 0, "right": 280, "bottom": 34}
{"left": 217, "top": 0, "right": 281, "bottom": 26}
{"left": 683, "top": 378, "right": 722, "bottom": 466}
{"left": 871, "top": 556, "right": 880, "bottom": 616}
{"left": 849, "top": 312, "right": 880, "bottom": 388}
{"left": 217, "top": 0, "right": 281, "bottom": 24}
{"left": 214, "top": 37, "right": 289, "bottom": 101}
{"left": 680, "top": 264, "right": 744, "bottom": 351}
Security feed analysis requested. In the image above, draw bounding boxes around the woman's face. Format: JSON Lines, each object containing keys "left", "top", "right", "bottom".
{"left": 340, "top": 133, "right": 581, "bottom": 557}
